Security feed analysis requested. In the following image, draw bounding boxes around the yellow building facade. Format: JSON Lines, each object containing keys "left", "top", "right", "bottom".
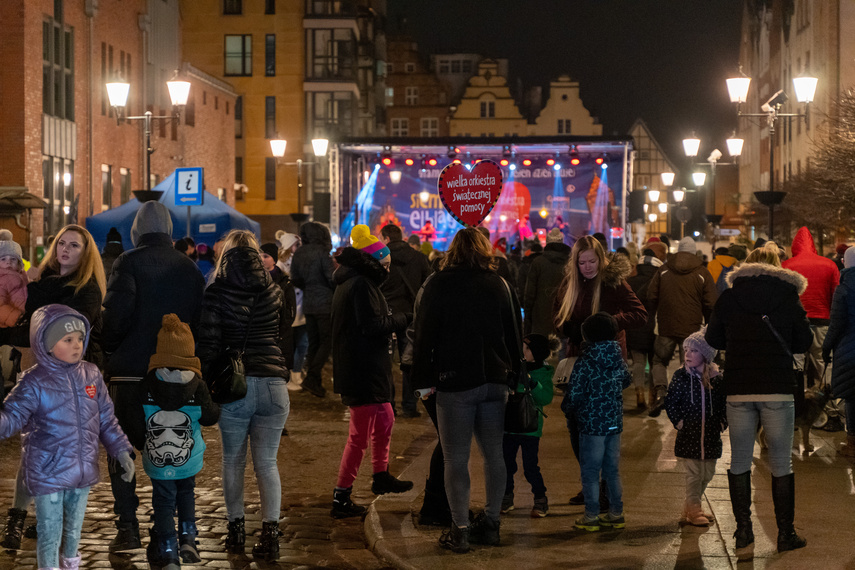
{"left": 532, "top": 75, "right": 602, "bottom": 136}
{"left": 449, "top": 60, "right": 527, "bottom": 137}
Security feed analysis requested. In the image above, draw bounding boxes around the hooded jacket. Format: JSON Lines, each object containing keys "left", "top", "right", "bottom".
{"left": 290, "top": 222, "right": 336, "bottom": 315}
{"left": 664, "top": 367, "right": 727, "bottom": 460}
{"left": 822, "top": 267, "right": 855, "bottom": 399}
{"left": 506, "top": 363, "right": 554, "bottom": 437}
{"left": 380, "top": 239, "right": 431, "bottom": 315}
{"left": 706, "top": 254, "right": 737, "bottom": 286}
{"left": 562, "top": 340, "right": 632, "bottom": 436}
{"left": 197, "top": 246, "right": 290, "bottom": 379}
{"left": 782, "top": 226, "right": 839, "bottom": 323}
{"left": 524, "top": 242, "right": 571, "bottom": 336}
{"left": 705, "top": 263, "right": 813, "bottom": 396}
{"left": 648, "top": 251, "right": 717, "bottom": 339}
{"left": 331, "top": 247, "right": 407, "bottom": 406}
{"left": 0, "top": 267, "right": 27, "bottom": 327}
{"left": 0, "top": 304, "right": 131, "bottom": 496}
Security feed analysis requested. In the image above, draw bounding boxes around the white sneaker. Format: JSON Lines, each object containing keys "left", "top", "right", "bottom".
{"left": 287, "top": 371, "right": 303, "bottom": 391}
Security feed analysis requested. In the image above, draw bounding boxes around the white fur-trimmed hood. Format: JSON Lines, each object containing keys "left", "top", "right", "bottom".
{"left": 725, "top": 262, "right": 808, "bottom": 294}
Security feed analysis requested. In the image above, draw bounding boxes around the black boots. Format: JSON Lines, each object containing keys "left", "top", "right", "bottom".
{"left": 252, "top": 520, "right": 281, "bottom": 561}
{"left": 438, "top": 525, "right": 470, "bottom": 553}
{"left": 331, "top": 487, "right": 367, "bottom": 519}
{"left": 727, "top": 470, "right": 754, "bottom": 561}
{"left": 371, "top": 470, "right": 414, "bottom": 495}
{"left": 146, "top": 528, "right": 180, "bottom": 570}
{"left": 109, "top": 520, "right": 141, "bottom": 552}
{"left": 225, "top": 516, "right": 245, "bottom": 553}
{"left": 179, "top": 521, "right": 201, "bottom": 563}
{"left": 0, "top": 508, "right": 27, "bottom": 549}
{"left": 772, "top": 473, "right": 807, "bottom": 552}
{"left": 468, "top": 511, "right": 500, "bottom": 546}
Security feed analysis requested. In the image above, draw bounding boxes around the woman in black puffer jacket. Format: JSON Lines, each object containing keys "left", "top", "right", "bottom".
{"left": 197, "top": 230, "right": 292, "bottom": 562}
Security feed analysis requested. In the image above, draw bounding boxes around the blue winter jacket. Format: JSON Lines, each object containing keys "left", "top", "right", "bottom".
{"left": 0, "top": 304, "right": 131, "bottom": 496}
{"left": 562, "top": 340, "right": 632, "bottom": 436}
{"left": 823, "top": 267, "right": 855, "bottom": 399}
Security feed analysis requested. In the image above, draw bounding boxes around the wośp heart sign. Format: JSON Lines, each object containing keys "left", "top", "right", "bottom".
{"left": 437, "top": 160, "right": 503, "bottom": 227}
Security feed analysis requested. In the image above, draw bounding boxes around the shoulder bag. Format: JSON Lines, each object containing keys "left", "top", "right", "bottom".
{"left": 501, "top": 277, "right": 539, "bottom": 433}
{"left": 208, "top": 295, "right": 257, "bottom": 404}
{"left": 761, "top": 314, "right": 806, "bottom": 417}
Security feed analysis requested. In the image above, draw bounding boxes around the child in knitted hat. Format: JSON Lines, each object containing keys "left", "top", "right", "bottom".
{"left": 350, "top": 224, "right": 391, "bottom": 266}
{"left": 0, "top": 229, "right": 27, "bottom": 327}
{"left": 664, "top": 326, "right": 726, "bottom": 527}
{"left": 126, "top": 314, "right": 219, "bottom": 567}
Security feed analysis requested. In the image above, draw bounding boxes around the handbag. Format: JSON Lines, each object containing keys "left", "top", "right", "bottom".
{"left": 208, "top": 296, "right": 257, "bottom": 404}
{"left": 761, "top": 315, "right": 806, "bottom": 417}
{"left": 500, "top": 277, "right": 540, "bottom": 433}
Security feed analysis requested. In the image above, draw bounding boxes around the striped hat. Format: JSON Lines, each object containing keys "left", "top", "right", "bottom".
{"left": 351, "top": 224, "right": 391, "bottom": 265}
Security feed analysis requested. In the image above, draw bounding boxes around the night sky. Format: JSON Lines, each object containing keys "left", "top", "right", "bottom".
{"left": 386, "top": 0, "right": 744, "bottom": 165}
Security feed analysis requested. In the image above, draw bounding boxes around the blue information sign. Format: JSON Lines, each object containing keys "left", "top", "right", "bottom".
{"left": 175, "top": 167, "right": 204, "bottom": 206}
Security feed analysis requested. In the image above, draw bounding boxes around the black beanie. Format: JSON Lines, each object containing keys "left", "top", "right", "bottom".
{"left": 582, "top": 312, "right": 619, "bottom": 343}
{"left": 106, "top": 227, "right": 122, "bottom": 244}
{"left": 523, "top": 333, "right": 550, "bottom": 363}
{"left": 260, "top": 242, "right": 279, "bottom": 259}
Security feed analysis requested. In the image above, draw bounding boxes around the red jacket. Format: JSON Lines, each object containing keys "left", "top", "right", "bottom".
{"left": 782, "top": 226, "right": 839, "bottom": 321}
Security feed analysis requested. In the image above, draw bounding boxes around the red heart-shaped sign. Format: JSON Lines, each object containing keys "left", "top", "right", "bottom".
{"left": 85, "top": 385, "right": 96, "bottom": 399}
{"left": 437, "top": 160, "right": 503, "bottom": 227}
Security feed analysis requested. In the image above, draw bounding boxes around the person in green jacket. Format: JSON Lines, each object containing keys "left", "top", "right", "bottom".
{"left": 501, "top": 333, "right": 556, "bottom": 518}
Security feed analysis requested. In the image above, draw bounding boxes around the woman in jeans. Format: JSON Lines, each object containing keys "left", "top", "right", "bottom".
{"left": 706, "top": 243, "right": 813, "bottom": 560}
{"left": 412, "top": 227, "right": 522, "bottom": 554}
{"left": 197, "top": 230, "right": 293, "bottom": 562}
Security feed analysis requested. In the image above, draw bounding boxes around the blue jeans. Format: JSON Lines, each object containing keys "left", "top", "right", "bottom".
{"left": 220, "top": 376, "right": 290, "bottom": 522}
{"left": 579, "top": 433, "right": 623, "bottom": 518}
{"left": 151, "top": 477, "right": 196, "bottom": 537}
{"left": 503, "top": 434, "right": 547, "bottom": 498}
{"left": 292, "top": 324, "right": 308, "bottom": 372}
{"left": 34, "top": 486, "right": 90, "bottom": 568}
{"left": 727, "top": 400, "right": 794, "bottom": 477}
{"left": 436, "top": 383, "right": 508, "bottom": 527}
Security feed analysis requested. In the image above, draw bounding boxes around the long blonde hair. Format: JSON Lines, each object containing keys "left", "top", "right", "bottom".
{"left": 744, "top": 241, "right": 782, "bottom": 267}
{"left": 554, "top": 235, "right": 607, "bottom": 328}
{"left": 209, "top": 230, "right": 260, "bottom": 284}
{"left": 38, "top": 224, "right": 106, "bottom": 297}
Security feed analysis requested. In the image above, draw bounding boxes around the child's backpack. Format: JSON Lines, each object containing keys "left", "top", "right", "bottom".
{"left": 715, "top": 263, "right": 736, "bottom": 294}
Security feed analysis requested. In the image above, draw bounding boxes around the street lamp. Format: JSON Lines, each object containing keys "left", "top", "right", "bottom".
{"left": 106, "top": 71, "right": 190, "bottom": 195}
{"left": 727, "top": 69, "right": 817, "bottom": 241}
{"left": 673, "top": 188, "right": 685, "bottom": 202}
{"left": 681, "top": 133, "right": 743, "bottom": 237}
{"left": 661, "top": 172, "right": 675, "bottom": 187}
{"left": 269, "top": 136, "right": 330, "bottom": 219}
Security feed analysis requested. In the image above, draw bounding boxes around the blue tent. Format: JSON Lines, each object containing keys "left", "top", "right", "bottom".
{"left": 85, "top": 172, "right": 261, "bottom": 250}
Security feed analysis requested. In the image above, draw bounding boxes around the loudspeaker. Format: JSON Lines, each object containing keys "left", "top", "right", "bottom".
{"left": 313, "top": 192, "right": 331, "bottom": 223}
{"left": 628, "top": 191, "right": 646, "bottom": 223}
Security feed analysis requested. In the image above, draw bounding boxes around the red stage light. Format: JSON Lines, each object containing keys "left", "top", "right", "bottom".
{"left": 428, "top": 158, "right": 438, "bottom": 166}
{"left": 595, "top": 157, "right": 604, "bottom": 165}
{"left": 570, "top": 157, "right": 581, "bottom": 166}
{"left": 382, "top": 157, "right": 393, "bottom": 166}
{"left": 405, "top": 158, "right": 414, "bottom": 166}
{"left": 546, "top": 158, "right": 555, "bottom": 166}
{"left": 453, "top": 159, "right": 462, "bottom": 164}
{"left": 522, "top": 159, "right": 532, "bottom": 166}
{"left": 500, "top": 159, "right": 509, "bottom": 166}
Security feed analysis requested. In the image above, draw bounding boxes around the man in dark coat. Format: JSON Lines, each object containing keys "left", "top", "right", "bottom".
{"left": 101, "top": 226, "right": 124, "bottom": 280}
{"left": 625, "top": 248, "right": 663, "bottom": 409}
{"left": 380, "top": 224, "right": 430, "bottom": 417}
{"left": 524, "top": 228, "right": 570, "bottom": 336}
{"left": 101, "top": 201, "right": 206, "bottom": 551}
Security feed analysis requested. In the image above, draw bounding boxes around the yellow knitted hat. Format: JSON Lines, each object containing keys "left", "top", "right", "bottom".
{"left": 350, "top": 224, "right": 390, "bottom": 264}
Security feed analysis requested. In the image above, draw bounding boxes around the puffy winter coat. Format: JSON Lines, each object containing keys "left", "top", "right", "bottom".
{"left": 664, "top": 367, "right": 727, "bottom": 460}
{"left": 506, "top": 363, "right": 554, "bottom": 437}
{"left": 380, "top": 239, "right": 431, "bottom": 315}
{"left": 562, "top": 340, "right": 632, "bottom": 436}
{"left": 290, "top": 223, "right": 336, "bottom": 315}
{"left": 822, "top": 267, "right": 855, "bottom": 399}
{"left": 0, "top": 267, "right": 27, "bottom": 327}
{"left": 707, "top": 254, "right": 737, "bottom": 287}
{"left": 331, "top": 247, "right": 408, "bottom": 406}
{"left": 0, "top": 304, "right": 131, "bottom": 496}
{"left": 524, "top": 242, "right": 571, "bottom": 336}
{"left": 197, "top": 246, "right": 290, "bottom": 380}
{"left": 705, "top": 263, "right": 813, "bottom": 396}
{"left": 625, "top": 259, "right": 661, "bottom": 351}
{"left": 782, "top": 226, "right": 839, "bottom": 322}
{"left": 647, "top": 251, "right": 717, "bottom": 340}
{"left": 269, "top": 265, "right": 297, "bottom": 370}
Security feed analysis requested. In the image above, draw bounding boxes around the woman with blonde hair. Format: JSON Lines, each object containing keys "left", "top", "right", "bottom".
{"left": 553, "top": 235, "right": 647, "bottom": 507}
{"left": 197, "top": 229, "right": 292, "bottom": 561}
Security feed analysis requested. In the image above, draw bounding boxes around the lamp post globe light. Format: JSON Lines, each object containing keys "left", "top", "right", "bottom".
{"left": 107, "top": 72, "right": 191, "bottom": 196}
{"left": 269, "top": 136, "right": 330, "bottom": 222}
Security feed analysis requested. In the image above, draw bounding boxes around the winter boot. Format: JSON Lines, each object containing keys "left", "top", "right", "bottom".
{"left": 252, "top": 520, "right": 281, "bottom": 562}
{"left": 648, "top": 386, "right": 667, "bottom": 417}
{"left": 146, "top": 528, "right": 160, "bottom": 566}
{"left": 468, "top": 511, "right": 500, "bottom": 546}
{"left": 224, "top": 517, "right": 245, "bottom": 554}
{"left": 331, "top": 487, "right": 367, "bottom": 519}
{"left": 684, "top": 503, "right": 710, "bottom": 526}
{"left": 1, "top": 508, "right": 27, "bottom": 549}
{"left": 438, "top": 525, "right": 469, "bottom": 553}
{"left": 727, "top": 470, "right": 754, "bottom": 561}
{"left": 636, "top": 386, "right": 646, "bottom": 409}
{"left": 158, "top": 533, "right": 181, "bottom": 570}
{"left": 371, "top": 470, "right": 414, "bottom": 495}
{"left": 109, "top": 520, "right": 140, "bottom": 552}
{"left": 59, "top": 553, "right": 81, "bottom": 569}
{"left": 178, "top": 521, "right": 201, "bottom": 563}
{"left": 24, "top": 524, "right": 37, "bottom": 539}
{"left": 771, "top": 473, "right": 807, "bottom": 552}
{"left": 840, "top": 434, "right": 855, "bottom": 457}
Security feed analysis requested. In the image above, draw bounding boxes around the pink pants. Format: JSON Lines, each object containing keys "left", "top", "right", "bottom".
{"left": 335, "top": 402, "right": 395, "bottom": 488}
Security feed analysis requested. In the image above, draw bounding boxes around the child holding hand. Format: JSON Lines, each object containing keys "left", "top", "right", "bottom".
{"left": 0, "top": 304, "right": 134, "bottom": 569}
{"left": 664, "top": 327, "right": 727, "bottom": 527}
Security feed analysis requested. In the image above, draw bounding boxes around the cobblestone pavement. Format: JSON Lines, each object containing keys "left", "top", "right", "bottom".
{"left": 0, "top": 365, "right": 435, "bottom": 569}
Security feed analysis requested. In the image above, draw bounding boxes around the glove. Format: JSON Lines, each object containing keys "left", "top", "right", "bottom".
{"left": 116, "top": 451, "right": 136, "bottom": 483}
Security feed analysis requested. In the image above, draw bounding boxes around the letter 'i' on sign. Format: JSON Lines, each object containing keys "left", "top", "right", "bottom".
{"left": 436, "top": 160, "right": 503, "bottom": 227}
{"left": 175, "top": 167, "right": 204, "bottom": 206}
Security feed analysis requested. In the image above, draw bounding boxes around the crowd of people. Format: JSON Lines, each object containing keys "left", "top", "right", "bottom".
{"left": 0, "top": 212, "right": 851, "bottom": 566}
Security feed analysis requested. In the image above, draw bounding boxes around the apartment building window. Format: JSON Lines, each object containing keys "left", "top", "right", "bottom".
{"left": 438, "top": 60, "right": 449, "bottom": 74}
{"left": 101, "top": 164, "right": 113, "bottom": 210}
{"left": 405, "top": 62, "right": 415, "bottom": 73}
{"left": 306, "top": 91, "right": 355, "bottom": 138}
{"left": 451, "top": 60, "right": 461, "bottom": 73}
{"left": 421, "top": 117, "right": 439, "bottom": 137}
{"left": 235, "top": 156, "right": 244, "bottom": 187}
{"left": 265, "top": 0, "right": 275, "bottom": 14}
{"left": 391, "top": 118, "right": 409, "bottom": 136}
{"left": 265, "top": 35, "right": 275, "bottom": 76}
{"left": 385, "top": 87, "right": 394, "bottom": 107}
{"left": 405, "top": 86, "right": 418, "bottom": 106}
{"left": 224, "top": 35, "right": 252, "bottom": 76}
{"left": 184, "top": 93, "right": 195, "bottom": 127}
{"left": 265, "top": 157, "right": 276, "bottom": 200}
{"left": 265, "top": 96, "right": 276, "bottom": 138}
{"left": 462, "top": 60, "right": 472, "bottom": 73}
{"left": 480, "top": 100, "right": 495, "bottom": 118}
{"left": 307, "top": 28, "right": 356, "bottom": 81}
{"left": 386, "top": 63, "right": 394, "bottom": 74}
{"left": 120, "top": 168, "right": 131, "bottom": 204}
{"left": 223, "top": 0, "right": 242, "bottom": 15}
{"left": 43, "top": 157, "right": 74, "bottom": 235}
{"left": 43, "top": 16, "right": 74, "bottom": 120}
{"left": 557, "top": 119, "right": 571, "bottom": 134}
{"left": 235, "top": 96, "right": 243, "bottom": 138}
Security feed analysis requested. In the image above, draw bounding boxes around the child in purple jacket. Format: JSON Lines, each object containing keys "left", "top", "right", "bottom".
{"left": 0, "top": 304, "right": 134, "bottom": 570}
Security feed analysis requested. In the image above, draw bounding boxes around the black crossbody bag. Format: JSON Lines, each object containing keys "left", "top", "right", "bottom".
{"left": 761, "top": 315, "right": 806, "bottom": 417}
{"left": 208, "top": 296, "right": 257, "bottom": 404}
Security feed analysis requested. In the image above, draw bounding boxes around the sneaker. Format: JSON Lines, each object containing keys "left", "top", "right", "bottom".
{"left": 598, "top": 512, "right": 626, "bottom": 529}
{"left": 500, "top": 492, "right": 514, "bottom": 514}
{"left": 574, "top": 514, "right": 600, "bottom": 532}
{"left": 468, "top": 511, "right": 500, "bottom": 546}
{"left": 531, "top": 496, "right": 548, "bottom": 518}
{"left": 568, "top": 489, "right": 585, "bottom": 505}
{"left": 438, "top": 526, "right": 470, "bottom": 554}
{"left": 371, "top": 470, "right": 414, "bottom": 495}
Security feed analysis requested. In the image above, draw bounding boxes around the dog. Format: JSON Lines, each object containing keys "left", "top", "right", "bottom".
{"left": 757, "top": 381, "right": 833, "bottom": 453}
